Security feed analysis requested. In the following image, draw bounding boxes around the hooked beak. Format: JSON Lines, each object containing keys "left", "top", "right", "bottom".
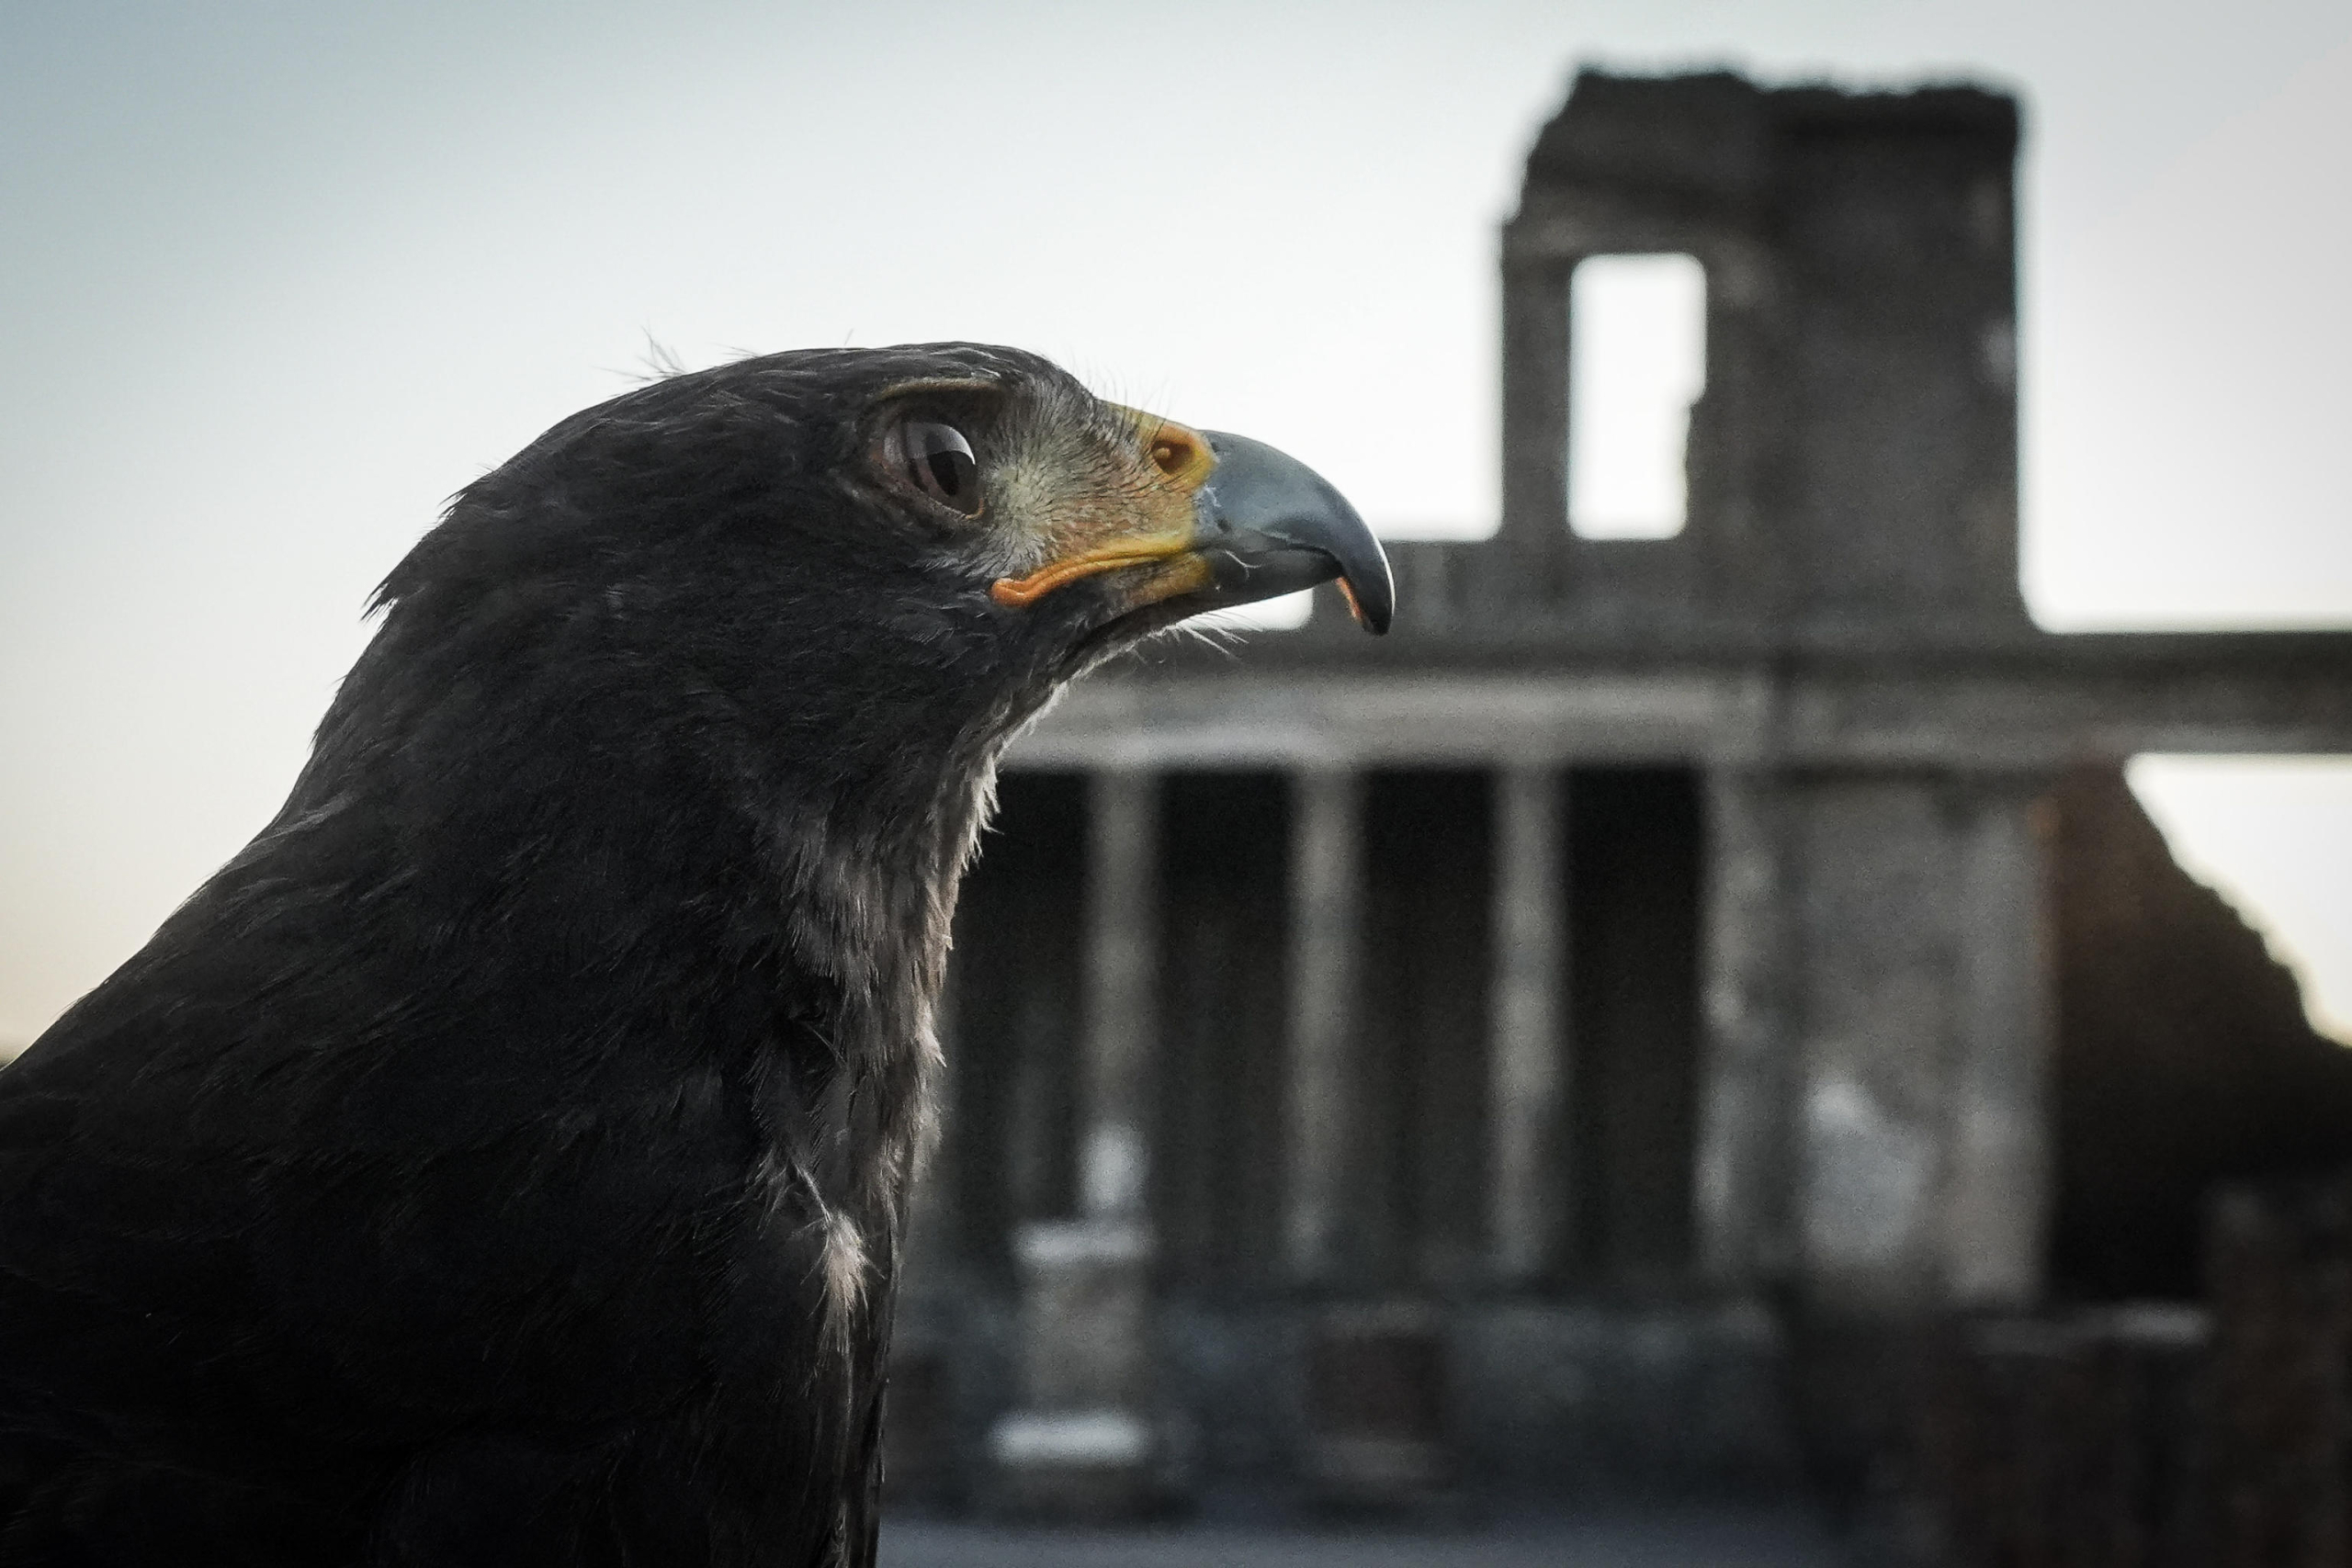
{"left": 988, "top": 425, "right": 1393, "bottom": 636}
{"left": 1181, "top": 431, "right": 1393, "bottom": 634}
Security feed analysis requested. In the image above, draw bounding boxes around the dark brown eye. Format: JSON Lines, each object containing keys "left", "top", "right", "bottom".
{"left": 902, "top": 420, "right": 980, "bottom": 515}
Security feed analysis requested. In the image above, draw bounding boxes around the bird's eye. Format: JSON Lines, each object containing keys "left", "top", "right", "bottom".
{"left": 902, "top": 420, "right": 980, "bottom": 516}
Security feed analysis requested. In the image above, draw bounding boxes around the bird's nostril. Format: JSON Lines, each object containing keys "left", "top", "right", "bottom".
{"left": 1150, "top": 432, "right": 1199, "bottom": 477}
{"left": 1146, "top": 423, "right": 1215, "bottom": 486}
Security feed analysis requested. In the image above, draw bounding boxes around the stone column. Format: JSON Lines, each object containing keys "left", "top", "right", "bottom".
{"left": 1075, "top": 770, "right": 1158, "bottom": 1223}
{"left": 1691, "top": 769, "right": 1796, "bottom": 1289}
{"left": 989, "top": 770, "right": 1166, "bottom": 1517}
{"left": 1791, "top": 777, "right": 1960, "bottom": 1312}
{"left": 1285, "top": 767, "right": 1364, "bottom": 1284}
{"left": 1488, "top": 766, "right": 1569, "bottom": 1283}
{"left": 1283, "top": 768, "right": 1448, "bottom": 1500}
{"left": 1939, "top": 780, "right": 2053, "bottom": 1308}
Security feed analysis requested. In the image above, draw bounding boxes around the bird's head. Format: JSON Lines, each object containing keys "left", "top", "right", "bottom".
{"left": 835, "top": 344, "right": 1395, "bottom": 667}
{"left": 366, "top": 344, "right": 1388, "bottom": 784}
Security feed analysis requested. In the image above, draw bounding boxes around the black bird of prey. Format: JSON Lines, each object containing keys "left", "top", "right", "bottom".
{"left": 0, "top": 344, "right": 1391, "bottom": 1567}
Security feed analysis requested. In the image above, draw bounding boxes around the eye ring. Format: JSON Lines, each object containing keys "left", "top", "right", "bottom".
{"left": 899, "top": 419, "right": 981, "bottom": 517}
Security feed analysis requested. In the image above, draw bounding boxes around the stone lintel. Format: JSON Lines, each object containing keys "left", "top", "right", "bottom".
{"left": 1007, "top": 649, "right": 2352, "bottom": 773}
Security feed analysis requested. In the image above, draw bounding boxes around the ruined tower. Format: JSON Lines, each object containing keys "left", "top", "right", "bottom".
{"left": 891, "top": 70, "right": 2352, "bottom": 1512}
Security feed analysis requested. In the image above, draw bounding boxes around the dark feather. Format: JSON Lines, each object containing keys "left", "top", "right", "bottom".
{"left": 0, "top": 345, "right": 1143, "bottom": 1566}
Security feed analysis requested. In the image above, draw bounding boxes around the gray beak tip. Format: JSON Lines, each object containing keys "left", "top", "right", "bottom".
{"left": 1341, "top": 574, "right": 1395, "bottom": 636}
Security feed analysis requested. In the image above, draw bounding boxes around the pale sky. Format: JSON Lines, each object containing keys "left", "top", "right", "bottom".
{"left": 3, "top": 0, "right": 2348, "bottom": 1046}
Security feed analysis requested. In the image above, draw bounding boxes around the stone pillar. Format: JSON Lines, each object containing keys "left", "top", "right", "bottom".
{"left": 1785, "top": 774, "right": 2058, "bottom": 1314}
{"left": 1488, "top": 766, "right": 1569, "bottom": 1283}
{"left": 1791, "top": 778, "right": 1954, "bottom": 1312}
{"left": 1077, "top": 770, "right": 1158, "bottom": 1224}
{"left": 1692, "top": 768, "right": 1796, "bottom": 1289}
{"left": 1282, "top": 768, "right": 1449, "bottom": 1499}
{"left": 1939, "top": 781, "right": 2053, "bottom": 1308}
{"left": 989, "top": 770, "right": 1166, "bottom": 1517}
{"left": 1285, "top": 767, "right": 1364, "bottom": 1284}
